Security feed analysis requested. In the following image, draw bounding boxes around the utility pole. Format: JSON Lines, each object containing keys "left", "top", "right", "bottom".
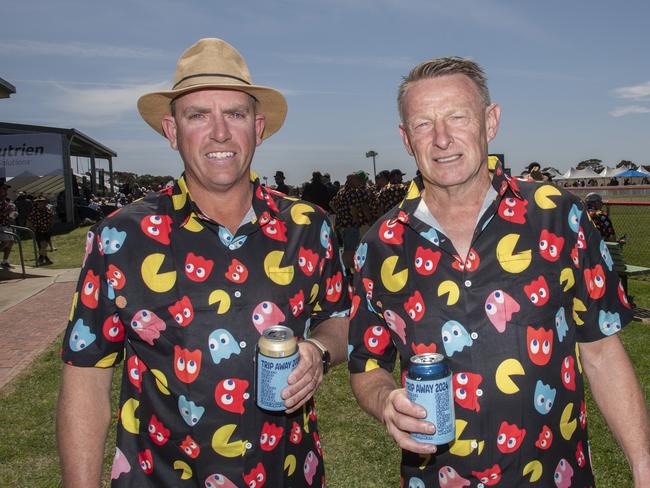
{"left": 365, "top": 150, "right": 378, "bottom": 179}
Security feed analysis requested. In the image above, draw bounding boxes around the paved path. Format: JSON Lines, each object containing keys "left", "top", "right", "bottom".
{"left": 0, "top": 267, "right": 80, "bottom": 391}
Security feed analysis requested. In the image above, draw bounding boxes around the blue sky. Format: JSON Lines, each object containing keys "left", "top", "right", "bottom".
{"left": 2, "top": 0, "right": 649, "bottom": 185}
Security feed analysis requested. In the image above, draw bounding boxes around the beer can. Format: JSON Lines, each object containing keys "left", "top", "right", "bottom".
{"left": 405, "top": 352, "right": 455, "bottom": 444}
{"left": 256, "top": 326, "right": 299, "bottom": 411}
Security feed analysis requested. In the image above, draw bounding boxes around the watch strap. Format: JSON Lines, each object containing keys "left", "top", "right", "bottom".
{"left": 304, "top": 338, "right": 331, "bottom": 374}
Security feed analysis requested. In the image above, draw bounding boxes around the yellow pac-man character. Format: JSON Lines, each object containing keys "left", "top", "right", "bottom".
{"left": 120, "top": 398, "right": 140, "bottom": 434}
{"left": 212, "top": 424, "right": 249, "bottom": 457}
{"left": 364, "top": 358, "right": 380, "bottom": 372}
{"left": 437, "top": 280, "right": 460, "bottom": 306}
{"left": 150, "top": 369, "right": 171, "bottom": 395}
{"left": 560, "top": 403, "right": 577, "bottom": 440}
{"left": 290, "top": 203, "right": 315, "bottom": 225}
{"left": 534, "top": 185, "right": 562, "bottom": 210}
{"left": 496, "top": 234, "right": 531, "bottom": 274}
{"left": 264, "top": 251, "right": 294, "bottom": 286}
{"left": 380, "top": 256, "right": 408, "bottom": 292}
{"left": 309, "top": 284, "right": 319, "bottom": 304}
{"left": 172, "top": 177, "right": 189, "bottom": 210}
{"left": 284, "top": 455, "right": 297, "bottom": 476}
{"left": 560, "top": 267, "right": 575, "bottom": 292}
{"left": 523, "top": 460, "right": 543, "bottom": 482}
{"left": 141, "top": 253, "right": 176, "bottom": 293}
{"left": 449, "top": 419, "right": 484, "bottom": 456}
{"left": 95, "top": 352, "right": 119, "bottom": 368}
{"left": 182, "top": 212, "right": 204, "bottom": 232}
{"left": 572, "top": 298, "right": 587, "bottom": 326}
{"left": 208, "top": 289, "right": 231, "bottom": 314}
{"left": 495, "top": 358, "right": 525, "bottom": 394}
{"left": 173, "top": 460, "right": 193, "bottom": 480}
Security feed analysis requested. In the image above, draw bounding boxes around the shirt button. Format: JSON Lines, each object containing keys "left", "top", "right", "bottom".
{"left": 470, "top": 332, "right": 479, "bottom": 340}
{"left": 471, "top": 440, "right": 478, "bottom": 449}
{"left": 234, "top": 291, "right": 242, "bottom": 298}
{"left": 245, "top": 441, "right": 253, "bottom": 450}
{"left": 464, "top": 280, "right": 472, "bottom": 287}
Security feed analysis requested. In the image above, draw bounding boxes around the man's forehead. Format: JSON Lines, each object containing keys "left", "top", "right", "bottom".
{"left": 174, "top": 88, "right": 256, "bottom": 107}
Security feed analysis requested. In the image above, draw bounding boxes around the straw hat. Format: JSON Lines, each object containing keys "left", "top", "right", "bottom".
{"left": 138, "top": 38, "right": 287, "bottom": 140}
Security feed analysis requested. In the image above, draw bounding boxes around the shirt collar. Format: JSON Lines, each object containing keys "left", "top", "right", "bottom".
{"left": 398, "top": 161, "right": 524, "bottom": 219}
{"left": 168, "top": 171, "right": 282, "bottom": 230}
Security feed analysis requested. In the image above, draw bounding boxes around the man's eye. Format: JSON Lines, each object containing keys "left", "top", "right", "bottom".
{"left": 229, "top": 112, "right": 245, "bottom": 119}
{"left": 189, "top": 113, "right": 204, "bottom": 120}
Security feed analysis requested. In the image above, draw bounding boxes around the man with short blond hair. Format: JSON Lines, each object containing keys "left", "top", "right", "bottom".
{"left": 349, "top": 56, "right": 650, "bottom": 486}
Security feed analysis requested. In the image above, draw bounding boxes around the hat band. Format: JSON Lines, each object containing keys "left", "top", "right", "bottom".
{"left": 173, "top": 73, "right": 251, "bottom": 89}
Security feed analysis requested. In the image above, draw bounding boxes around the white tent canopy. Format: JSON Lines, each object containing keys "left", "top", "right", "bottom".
{"left": 555, "top": 167, "right": 601, "bottom": 180}
{"left": 598, "top": 166, "right": 627, "bottom": 177}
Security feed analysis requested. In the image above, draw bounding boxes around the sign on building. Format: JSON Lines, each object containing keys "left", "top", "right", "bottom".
{"left": 0, "top": 133, "right": 64, "bottom": 178}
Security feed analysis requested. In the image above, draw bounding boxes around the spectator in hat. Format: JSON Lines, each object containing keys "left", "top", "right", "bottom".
{"left": 585, "top": 192, "right": 617, "bottom": 241}
{"left": 0, "top": 182, "right": 16, "bottom": 270}
{"left": 28, "top": 195, "right": 54, "bottom": 265}
{"left": 274, "top": 170, "right": 289, "bottom": 194}
{"left": 57, "top": 37, "right": 349, "bottom": 488}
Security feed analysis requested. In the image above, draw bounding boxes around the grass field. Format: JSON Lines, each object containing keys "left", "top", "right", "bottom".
{"left": 1, "top": 225, "right": 648, "bottom": 486}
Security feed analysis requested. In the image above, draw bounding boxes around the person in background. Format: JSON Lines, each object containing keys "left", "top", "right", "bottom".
{"left": 523, "top": 161, "right": 544, "bottom": 181}
{"left": 28, "top": 195, "right": 54, "bottom": 265}
{"left": 13, "top": 191, "right": 32, "bottom": 227}
{"left": 330, "top": 171, "right": 373, "bottom": 273}
{"left": 0, "top": 182, "right": 16, "bottom": 270}
{"left": 57, "top": 37, "right": 349, "bottom": 488}
{"left": 375, "top": 168, "right": 409, "bottom": 215}
{"left": 301, "top": 171, "right": 331, "bottom": 211}
{"left": 274, "top": 170, "right": 289, "bottom": 194}
{"left": 348, "top": 55, "right": 650, "bottom": 486}
{"left": 585, "top": 192, "right": 617, "bottom": 242}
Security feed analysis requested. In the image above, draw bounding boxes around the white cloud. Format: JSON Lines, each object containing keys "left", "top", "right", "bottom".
{"left": 609, "top": 105, "right": 650, "bottom": 117}
{"left": 47, "top": 81, "right": 168, "bottom": 123}
{"left": 612, "top": 81, "right": 650, "bottom": 101}
{"left": 3, "top": 40, "right": 166, "bottom": 59}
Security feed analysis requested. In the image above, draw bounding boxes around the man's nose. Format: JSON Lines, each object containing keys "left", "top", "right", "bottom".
{"left": 433, "top": 120, "right": 453, "bottom": 150}
{"left": 210, "top": 114, "right": 232, "bottom": 142}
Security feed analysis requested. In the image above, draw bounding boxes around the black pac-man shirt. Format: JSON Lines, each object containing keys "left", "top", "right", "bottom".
{"left": 348, "top": 164, "right": 632, "bottom": 487}
{"left": 62, "top": 173, "right": 350, "bottom": 487}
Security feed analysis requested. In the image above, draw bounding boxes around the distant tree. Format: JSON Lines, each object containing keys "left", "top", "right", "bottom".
{"left": 114, "top": 171, "right": 138, "bottom": 194}
{"left": 136, "top": 174, "right": 175, "bottom": 190}
{"left": 616, "top": 160, "right": 637, "bottom": 169}
{"left": 576, "top": 159, "right": 604, "bottom": 173}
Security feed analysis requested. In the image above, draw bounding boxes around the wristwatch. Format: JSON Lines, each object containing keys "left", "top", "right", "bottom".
{"left": 304, "top": 338, "right": 331, "bottom": 375}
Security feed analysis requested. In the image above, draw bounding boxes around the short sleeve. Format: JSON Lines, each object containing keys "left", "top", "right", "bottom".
{"left": 61, "top": 225, "right": 124, "bottom": 367}
{"left": 348, "top": 240, "right": 398, "bottom": 375}
{"left": 573, "top": 204, "right": 633, "bottom": 343}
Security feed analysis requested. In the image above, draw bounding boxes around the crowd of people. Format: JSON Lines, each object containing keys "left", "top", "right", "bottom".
{"left": 1, "top": 181, "right": 56, "bottom": 268}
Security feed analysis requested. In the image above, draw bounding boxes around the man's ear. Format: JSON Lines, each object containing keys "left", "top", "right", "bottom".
{"left": 161, "top": 115, "right": 179, "bottom": 150}
{"left": 485, "top": 103, "right": 501, "bottom": 143}
{"left": 254, "top": 113, "right": 266, "bottom": 146}
{"left": 399, "top": 125, "right": 414, "bottom": 157}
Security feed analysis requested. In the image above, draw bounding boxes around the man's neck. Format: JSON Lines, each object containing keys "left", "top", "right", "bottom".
{"left": 187, "top": 179, "right": 254, "bottom": 234}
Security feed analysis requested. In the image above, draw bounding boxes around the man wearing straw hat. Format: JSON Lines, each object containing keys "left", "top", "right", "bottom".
{"left": 57, "top": 38, "right": 349, "bottom": 487}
